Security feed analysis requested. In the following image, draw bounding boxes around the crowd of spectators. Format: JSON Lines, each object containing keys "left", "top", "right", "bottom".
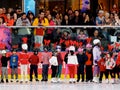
{"left": 0, "top": 4, "right": 120, "bottom": 51}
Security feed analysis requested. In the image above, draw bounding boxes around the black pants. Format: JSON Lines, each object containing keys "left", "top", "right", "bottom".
{"left": 86, "top": 65, "right": 93, "bottom": 81}
{"left": 105, "top": 69, "right": 114, "bottom": 79}
{"left": 30, "top": 65, "right": 38, "bottom": 80}
{"left": 77, "top": 65, "right": 84, "bottom": 81}
{"left": 42, "top": 64, "right": 49, "bottom": 80}
{"left": 51, "top": 65, "right": 58, "bottom": 78}
{"left": 113, "top": 66, "right": 120, "bottom": 79}
{"left": 99, "top": 71, "right": 106, "bottom": 82}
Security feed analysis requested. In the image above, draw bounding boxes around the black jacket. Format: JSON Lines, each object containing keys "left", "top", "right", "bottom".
{"left": 76, "top": 53, "right": 88, "bottom": 65}
{"left": 1, "top": 56, "right": 10, "bottom": 67}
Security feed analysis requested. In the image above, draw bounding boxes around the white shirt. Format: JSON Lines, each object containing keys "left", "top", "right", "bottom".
{"left": 67, "top": 54, "right": 78, "bottom": 65}
{"left": 49, "top": 56, "right": 58, "bottom": 66}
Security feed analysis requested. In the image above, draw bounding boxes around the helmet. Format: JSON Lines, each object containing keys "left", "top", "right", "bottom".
{"left": 22, "top": 44, "right": 28, "bottom": 50}
{"left": 86, "top": 44, "right": 92, "bottom": 48}
{"left": 69, "top": 46, "right": 75, "bottom": 52}
{"left": 78, "top": 48, "right": 83, "bottom": 52}
{"left": 93, "top": 39, "right": 101, "bottom": 45}
{"left": 2, "top": 50, "right": 6, "bottom": 54}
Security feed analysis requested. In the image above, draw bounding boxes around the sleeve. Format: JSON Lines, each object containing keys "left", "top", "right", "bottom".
{"left": 93, "top": 48, "right": 98, "bottom": 61}
{"left": 112, "top": 59, "right": 116, "bottom": 68}
{"left": 42, "top": 18, "right": 49, "bottom": 26}
{"left": 16, "top": 18, "right": 22, "bottom": 26}
{"left": 32, "top": 18, "right": 38, "bottom": 26}
{"left": 26, "top": 19, "right": 31, "bottom": 26}
{"left": 75, "top": 55, "right": 78, "bottom": 65}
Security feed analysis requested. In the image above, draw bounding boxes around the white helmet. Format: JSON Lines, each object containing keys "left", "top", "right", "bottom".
{"left": 69, "top": 46, "right": 75, "bottom": 52}
{"left": 22, "top": 44, "right": 28, "bottom": 50}
{"left": 93, "top": 39, "right": 101, "bottom": 45}
{"left": 2, "top": 50, "right": 6, "bottom": 54}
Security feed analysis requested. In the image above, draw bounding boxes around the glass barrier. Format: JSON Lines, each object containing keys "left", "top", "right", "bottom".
{"left": 0, "top": 25, "right": 120, "bottom": 51}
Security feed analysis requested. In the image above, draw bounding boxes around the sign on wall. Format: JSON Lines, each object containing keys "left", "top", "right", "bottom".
{"left": 24, "top": 0, "right": 35, "bottom": 15}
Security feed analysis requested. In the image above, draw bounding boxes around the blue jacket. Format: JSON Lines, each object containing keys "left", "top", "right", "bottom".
{"left": 10, "top": 55, "right": 19, "bottom": 68}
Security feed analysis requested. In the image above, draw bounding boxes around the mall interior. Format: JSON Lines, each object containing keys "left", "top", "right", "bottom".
{"left": 0, "top": 0, "right": 119, "bottom": 15}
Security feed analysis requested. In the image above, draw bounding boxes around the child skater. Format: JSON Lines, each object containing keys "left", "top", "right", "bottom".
{"left": 67, "top": 46, "right": 78, "bottom": 83}
{"left": 98, "top": 53, "right": 106, "bottom": 83}
{"left": 19, "top": 46, "right": 29, "bottom": 83}
{"left": 10, "top": 49, "right": 19, "bottom": 82}
{"left": 49, "top": 51, "right": 58, "bottom": 83}
{"left": 76, "top": 48, "right": 88, "bottom": 82}
{"left": 29, "top": 49, "right": 39, "bottom": 82}
{"left": 85, "top": 44, "right": 93, "bottom": 82}
{"left": 105, "top": 52, "right": 116, "bottom": 83}
{"left": 113, "top": 51, "right": 120, "bottom": 83}
{"left": 1, "top": 50, "right": 10, "bottom": 83}
{"left": 64, "top": 48, "right": 69, "bottom": 79}
{"left": 41, "top": 47, "right": 50, "bottom": 82}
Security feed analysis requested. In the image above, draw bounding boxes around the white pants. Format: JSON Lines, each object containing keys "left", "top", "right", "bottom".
{"left": 20, "top": 65, "right": 28, "bottom": 81}
{"left": 35, "top": 35, "right": 43, "bottom": 51}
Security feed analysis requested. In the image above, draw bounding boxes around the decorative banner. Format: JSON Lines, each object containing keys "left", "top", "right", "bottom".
{"left": 24, "top": 0, "right": 35, "bottom": 15}
{"left": 0, "top": 26, "right": 11, "bottom": 50}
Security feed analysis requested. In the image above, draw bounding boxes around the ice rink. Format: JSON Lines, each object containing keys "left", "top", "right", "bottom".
{"left": 0, "top": 81, "right": 120, "bottom": 90}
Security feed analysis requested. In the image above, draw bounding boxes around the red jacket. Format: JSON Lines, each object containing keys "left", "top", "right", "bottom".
{"left": 19, "top": 52, "right": 29, "bottom": 64}
{"left": 85, "top": 52, "right": 92, "bottom": 65}
{"left": 29, "top": 54, "right": 39, "bottom": 65}
{"left": 98, "top": 58, "right": 106, "bottom": 72}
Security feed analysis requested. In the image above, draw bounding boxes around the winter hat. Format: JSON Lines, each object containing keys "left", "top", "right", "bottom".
{"left": 65, "top": 47, "right": 69, "bottom": 52}
{"left": 22, "top": 43, "right": 28, "bottom": 50}
{"left": 78, "top": 48, "right": 83, "bottom": 52}
{"left": 93, "top": 39, "right": 101, "bottom": 45}
{"left": 2, "top": 50, "right": 6, "bottom": 54}
{"left": 86, "top": 44, "right": 92, "bottom": 48}
{"left": 69, "top": 46, "right": 75, "bottom": 52}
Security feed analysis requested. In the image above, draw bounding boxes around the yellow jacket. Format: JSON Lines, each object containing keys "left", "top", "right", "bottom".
{"left": 32, "top": 18, "right": 49, "bottom": 35}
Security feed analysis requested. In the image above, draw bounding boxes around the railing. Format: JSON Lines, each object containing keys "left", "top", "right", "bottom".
{"left": 0, "top": 25, "right": 120, "bottom": 51}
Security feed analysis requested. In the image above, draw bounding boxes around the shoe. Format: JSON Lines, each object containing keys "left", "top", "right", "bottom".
{"left": 111, "top": 78, "right": 114, "bottom": 84}
{"left": 41, "top": 79, "right": 44, "bottom": 82}
{"left": 30, "top": 79, "right": 32, "bottom": 82}
{"left": 1, "top": 79, "right": 4, "bottom": 83}
{"left": 36, "top": 79, "right": 39, "bottom": 82}
{"left": 25, "top": 81, "right": 28, "bottom": 83}
{"left": 105, "top": 79, "right": 109, "bottom": 83}
{"left": 77, "top": 79, "right": 80, "bottom": 82}
{"left": 99, "top": 81, "right": 102, "bottom": 83}
{"left": 16, "top": 79, "right": 19, "bottom": 82}
{"left": 20, "top": 81, "right": 23, "bottom": 83}
{"left": 44, "top": 79, "right": 48, "bottom": 82}
{"left": 11, "top": 80, "right": 13, "bottom": 82}
{"left": 6, "top": 79, "right": 9, "bottom": 83}
{"left": 81, "top": 80, "right": 84, "bottom": 82}
{"left": 58, "top": 78, "right": 62, "bottom": 82}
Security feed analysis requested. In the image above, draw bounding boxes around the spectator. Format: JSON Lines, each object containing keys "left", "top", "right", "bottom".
{"left": 16, "top": 12, "right": 31, "bottom": 35}
{"left": 6, "top": 13, "right": 14, "bottom": 26}
{"left": 45, "top": 14, "right": 55, "bottom": 40}
{"left": 111, "top": 4, "right": 119, "bottom": 14}
{"left": 0, "top": 17, "right": 6, "bottom": 26}
{"left": 61, "top": 14, "right": 70, "bottom": 25}
{"left": 27, "top": 11, "right": 35, "bottom": 25}
{"left": 0, "top": 8, "right": 7, "bottom": 22}
{"left": 96, "top": 10, "right": 104, "bottom": 26}
{"left": 71, "top": 10, "right": 83, "bottom": 25}
{"left": 54, "top": 13, "right": 62, "bottom": 25}
{"left": 32, "top": 10, "right": 49, "bottom": 51}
